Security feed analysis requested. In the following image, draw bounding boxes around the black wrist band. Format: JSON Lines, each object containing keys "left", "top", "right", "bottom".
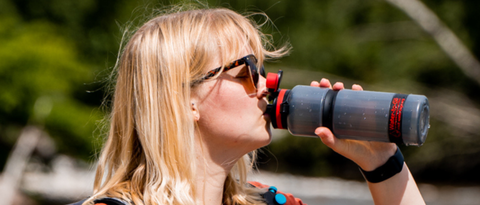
{"left": 359, "top": 147, "right": 404, "bottom": 183}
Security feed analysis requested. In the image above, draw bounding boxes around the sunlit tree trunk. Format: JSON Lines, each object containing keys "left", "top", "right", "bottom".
{"left": 386, "top": 0, "right": 480, "bottom": 85}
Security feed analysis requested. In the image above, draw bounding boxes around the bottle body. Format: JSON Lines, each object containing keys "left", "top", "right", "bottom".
{"left": 271, "top": 85, "right": 430, "bottom": 146}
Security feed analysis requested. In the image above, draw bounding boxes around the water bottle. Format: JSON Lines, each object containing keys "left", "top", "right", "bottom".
{"left": 265, "top": 71, "right": 430, "bottom": 146}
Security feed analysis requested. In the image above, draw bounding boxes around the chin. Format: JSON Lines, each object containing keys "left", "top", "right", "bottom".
{"left": 266, "top": 127, "right": 272, "bottom": 144}
{"left": 259, "top": 129, "right": 272, "bottom": 147}
{"left": 264, "top": 121, "right": 272, "bottom": 142}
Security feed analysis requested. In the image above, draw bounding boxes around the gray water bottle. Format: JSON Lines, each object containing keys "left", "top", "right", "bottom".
{"left": 266, "top": 73, "right": 430, "bottom": 146}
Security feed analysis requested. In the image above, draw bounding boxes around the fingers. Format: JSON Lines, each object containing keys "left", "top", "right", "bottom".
{"left": 332, "top": 82, "right": 344, "bottom": 91}
{"left": 319, "top": 78, "right": 332, "bottom": 89}
{"left": 352, "top": 84, "right": 363, "bottom": 91}
{"left": 319, "top": 78, "right": 344, "bottom": 90}
{"left": 311, "top": 78, "right": 363, "bottom": 91}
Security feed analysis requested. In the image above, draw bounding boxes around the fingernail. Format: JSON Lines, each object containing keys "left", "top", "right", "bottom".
{"left": 315, "top": 128, "right": 321, "bottom": 135}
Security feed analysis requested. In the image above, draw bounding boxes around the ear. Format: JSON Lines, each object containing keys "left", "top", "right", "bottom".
{"left": 191, "top": 102, "right": 200, "bottom": 121}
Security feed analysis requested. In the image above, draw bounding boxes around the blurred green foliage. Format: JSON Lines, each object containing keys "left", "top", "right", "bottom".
{"left": 0, "top": 0, "right": 106, "bottom": 165}
{"left": 1, "top": 0, "right": 480, "bottom": 185}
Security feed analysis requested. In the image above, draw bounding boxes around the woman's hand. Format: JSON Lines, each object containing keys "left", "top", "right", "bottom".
{"left": 311, "top": 78, "right": 425, "bottom": 205}
{"left": 311, "top": 78, "right": 397, "bottom": 171}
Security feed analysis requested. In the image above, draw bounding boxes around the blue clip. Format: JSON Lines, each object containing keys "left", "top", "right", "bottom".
{"left": 275, "top": 193, "right": 287, "bottom": 205}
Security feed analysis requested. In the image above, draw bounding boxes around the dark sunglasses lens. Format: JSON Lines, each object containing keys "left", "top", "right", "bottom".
{"left": 246, "top": 57, "right": 259, "bottom": 89}
{"left": 251, "top": 67, "right": 258, "bottom": 88}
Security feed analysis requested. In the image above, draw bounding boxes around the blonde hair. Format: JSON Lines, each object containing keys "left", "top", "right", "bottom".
{"left": 86, "top": 5, "right": 289, "bottom": 205}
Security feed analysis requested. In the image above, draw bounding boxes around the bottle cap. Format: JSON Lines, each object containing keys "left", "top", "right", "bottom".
{"left": 266, "top": 72, "right": 279, "bottom": 92}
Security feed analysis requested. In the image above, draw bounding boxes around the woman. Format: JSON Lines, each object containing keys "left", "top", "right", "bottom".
{"left": 81, "top": 5, "right": 425, "bottom": 205}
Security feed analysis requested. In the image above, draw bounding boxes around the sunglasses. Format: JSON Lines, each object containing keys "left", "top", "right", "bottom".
{"left": 194, "top": 54, "right": 265, "bottom": 89}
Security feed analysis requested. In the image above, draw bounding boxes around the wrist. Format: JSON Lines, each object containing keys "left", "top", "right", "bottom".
{"left": 356, "top": 143, "right": 397, "bottom": 171}
{"left": 359, "top": 146, "right": 405, "bottom": 183}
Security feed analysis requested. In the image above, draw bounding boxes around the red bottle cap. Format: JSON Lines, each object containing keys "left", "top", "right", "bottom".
{"left": 266, "top": 72, "right": 279, "bottom": 92}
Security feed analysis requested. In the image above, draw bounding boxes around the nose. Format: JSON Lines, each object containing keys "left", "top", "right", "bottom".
{"left": 256, "top": 75, "right": 268, "bottom": 99}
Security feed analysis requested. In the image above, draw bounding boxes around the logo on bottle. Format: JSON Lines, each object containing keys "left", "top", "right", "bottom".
{"left": 388, "top": 94, "right": 408, "bottom": 144}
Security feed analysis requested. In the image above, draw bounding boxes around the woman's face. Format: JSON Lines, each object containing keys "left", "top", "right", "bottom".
{"left": 193, "top": 51, "right": 271, "bottom": 158}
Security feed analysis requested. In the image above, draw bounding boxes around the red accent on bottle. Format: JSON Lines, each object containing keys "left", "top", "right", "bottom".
{"left": 266, "top": 72, "right": 279, "bottom": 92}
{"left": 389, "top": 97, "right": 406, "bottom": 138}
{"left": 276, "top": 89, "right": 287, "bottom": 129}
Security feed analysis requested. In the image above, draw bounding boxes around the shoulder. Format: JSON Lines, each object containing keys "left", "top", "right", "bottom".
{"left": 249, "top": 181, "right": 307, "bottom": 205}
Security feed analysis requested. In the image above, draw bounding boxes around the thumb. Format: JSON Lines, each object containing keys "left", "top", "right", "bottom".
{"left": 315, "top": 127, "right": 338, "bottom": 148}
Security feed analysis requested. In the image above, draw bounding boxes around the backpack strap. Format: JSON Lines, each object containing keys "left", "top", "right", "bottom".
{"left": 68, "top": 198, "right": 87, "bottom": 205}
{"left": 261, "top": 186, "right": 287, "bottom": 205}
{"left": 249, "top": 182, "right": 287, "bottom": 205}
{"left": 68, "top": 197, "right": 128, "bottom": 205}
{"left": 249, "top": 181, "right": 306, "bottom": 205}
{"left": 93, "top": 197, "right": 128, "bottom": 205}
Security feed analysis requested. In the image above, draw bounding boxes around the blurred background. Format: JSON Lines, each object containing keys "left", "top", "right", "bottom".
{"left": 1, "top": 0, "right": 480, "bottom": 204}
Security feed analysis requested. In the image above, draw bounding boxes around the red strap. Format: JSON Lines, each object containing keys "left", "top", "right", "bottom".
{"left": 249, "top": 181, "right": 269, "bottom": 189}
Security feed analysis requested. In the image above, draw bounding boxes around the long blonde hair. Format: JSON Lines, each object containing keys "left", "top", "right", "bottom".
{"left": 86, "top": 5, "right": 289, "bottom": 205}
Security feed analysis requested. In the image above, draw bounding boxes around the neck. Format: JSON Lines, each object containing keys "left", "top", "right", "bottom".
{"left": 194, "top": 142, "right": 240, "bottom": 205}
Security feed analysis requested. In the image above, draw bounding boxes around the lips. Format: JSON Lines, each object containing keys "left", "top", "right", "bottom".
{"left": 263, "top": 112, "right": 271, "bottom": 122}
{"left": 260, "top": 98, "right": 269, "bottom": 113}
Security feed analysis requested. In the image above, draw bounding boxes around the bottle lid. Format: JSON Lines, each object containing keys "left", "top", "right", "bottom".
{"left": 266, "top": 72, "right": 279, "bottom": 92}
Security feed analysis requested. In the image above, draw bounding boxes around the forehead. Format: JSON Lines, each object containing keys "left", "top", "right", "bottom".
{"left": 213, "top": 25, "right": 254, "bottom": 67}
{"left": 205, "top": 43, "right": 252, "bottom": 72}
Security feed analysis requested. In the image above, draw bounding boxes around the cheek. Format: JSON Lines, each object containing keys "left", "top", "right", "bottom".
{"left": 198, "top": 82, "right": 254, "bottom": 133}
{"left": 205, "top": 81, "right": 249, "bottom": 110}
